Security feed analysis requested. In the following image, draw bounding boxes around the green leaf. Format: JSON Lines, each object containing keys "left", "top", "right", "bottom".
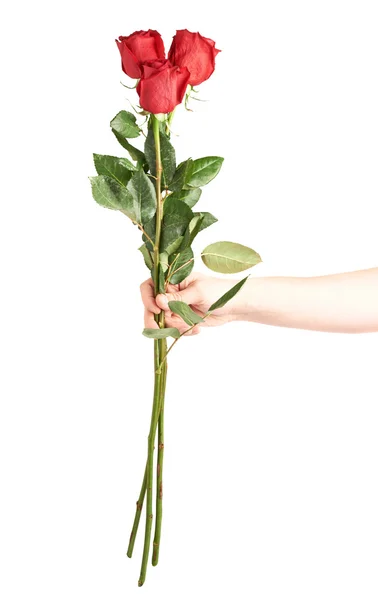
{"left": 192, "top": 212, "right": 217, "bottom": 233}
{"left": 126, "top": 169, "right": 157, "bottom": 224}
{"left": 168, "top": 188, "right": 202, "bottom": 209}
{"left": 157, "top": 263, "right": 165, "bottom": 294}
{"left": 143, "top": 327, "right": 181, "bottom": 339}
{"left": 142, "top": 215, "right": 156, "bottom": 251}
{"left": 208, "top": 276, "right": 249, "bottom": 312}
{"left": 139, "top": 243, "right": 153, "bottom": 270}
{"left": 187, "top": 214, "right": 205, "bottom": 242}
{"left": 164, "top": 236, "right": 184, "bottom": 256}
{"left": 169, "top": 159, "right": 193, "bottom": 192}
{"left": 201, "top": 241, "right": 262, "bottom": 274}
{"left": 89, "top": 175, "right": 134, "bottom": 215}
{"left": 177, "top": 212, "right": 217, "bottom": 253}
{"left": 160, "top": 197, "right": 193, "bottom": 251}
{"left": 186, "top": 156, "right": 224, "bottom": 188}
{"left": 168, "top": 301, "right": 203, "bottom": 326}
{"left": 177, "top": 214, "right": 204, "bottom": 251}
{"left": 93, "top": 153, "right": 136, "bottom": 187}
{"left": 89, "top": 176, "right": 116, "bottom": 210}
{"left": 145, "top": 129, "right": 176, "bottom": 188}
{"left": 159, "top": 252, "right": 169, "bottom": 273}
{"left": 110, "top": 110, "right": 140, "bottom": 138}
{"left": 168, "top": 247, "right": 194, "bottom": 285}
{"left": 112, "top": 130, "right": 147, "bottom": 169}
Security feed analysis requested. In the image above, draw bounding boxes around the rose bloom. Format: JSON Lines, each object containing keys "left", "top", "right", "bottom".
{"left": 116, "top": 30, "right": 165, "bottom": 79}
{"left": 116, "top": 29, "right": 221, "bottom": 114}
{"left": 137, "top": 60, "right": 190, "bottom": 114}
{"left": 168, "top": 29, "right": 221, "bottom": 86}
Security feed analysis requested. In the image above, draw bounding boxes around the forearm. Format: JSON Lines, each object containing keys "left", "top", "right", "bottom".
{"left": 232, "top": 267, "right": 378, "bottom": 333}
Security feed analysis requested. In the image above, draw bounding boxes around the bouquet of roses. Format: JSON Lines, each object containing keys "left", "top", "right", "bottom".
{"left": 89, "top": 28, "right": 261, "bottom": 587}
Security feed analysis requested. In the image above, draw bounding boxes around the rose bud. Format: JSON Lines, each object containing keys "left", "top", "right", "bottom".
{"left": 116, "top": 30, "right": 165, "bottom": 79}
{"left": 168, "top": 29, "right": 221, "bottom": 86}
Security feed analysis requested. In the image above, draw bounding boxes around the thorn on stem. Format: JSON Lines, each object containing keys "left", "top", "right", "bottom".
{"left": 158, "top": 443, "right": 164, "bottom": 450}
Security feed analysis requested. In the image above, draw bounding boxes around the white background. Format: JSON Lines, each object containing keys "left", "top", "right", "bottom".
{"left": 1, "top": 0, "right": 378, "bottom": 598}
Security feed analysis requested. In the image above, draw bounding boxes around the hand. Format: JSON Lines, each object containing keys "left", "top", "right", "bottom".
{"left": 140, "top": 272, "right": 246, "bottom": 336}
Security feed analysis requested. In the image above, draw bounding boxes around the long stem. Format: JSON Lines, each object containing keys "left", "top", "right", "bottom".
{"left": 128, "top": 304, "right": 208, "bottom": 561}
{"left": 152, "top": 116, "right": 163, "bottom": 288}
{"left": 127, "top": 460, "right": 147, "bottom": 557}
{"left": 152, "top": 341, "right": 167, "bottom": 566}
{"left": 138, "top": 115, "right": 166, "bottom": 587}
{"left": 126, "top": 341, "right": 166, "bottom": 559}
{"left": 138, "top": 347, "right": 162, "bottom": 586}
{"left": 127, "top": 335, "right": 160, "bottom": 558}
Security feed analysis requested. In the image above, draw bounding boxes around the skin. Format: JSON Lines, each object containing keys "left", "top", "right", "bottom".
{"left": 141, "top": 267, "right": 378, "bottom": 336}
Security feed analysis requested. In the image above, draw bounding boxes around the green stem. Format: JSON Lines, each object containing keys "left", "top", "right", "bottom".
{"left": 127, "top": 338, "right": 160, "bottom": 558}
{"left": 138, "top": 350, "right": 162, "bottom": 587}
{"left": 127, "top": 460, "right": 147, "bottom": 557}
{"left": 126, "top": 338, "right": 164, "bottom": 560}
{"left": 152, "top": 341, "right": 167, "bottom": 566}
{"left": 156, "top": 311, "right": 211, "bottom": 374}
{"left": 129, "top": 307, "right": 207, "bottom": 562}
{"left": 152, "top": 116, "right": 163, "bottom": 288}
{"left": 138, "top": 115, "right": 166, "bottom": 587}
{"left": 126, "top": 340, "right": 166, "bottom": 560}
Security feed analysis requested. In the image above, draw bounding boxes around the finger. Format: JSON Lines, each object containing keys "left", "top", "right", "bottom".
{"left": 191, "top": 325, "right": 201, "bottom": 335}
{"left": 144, "top": 307, "right": 159, "bottom": 329}
{"left": 156, "top": 284, "right": 201, "bottom": 311}
{"left": 182, "top": 324, "right": 202, "bottom": 337}
{"left": 140, "top": 279, "right": 161, "bottom": 314}
{"left": 168, "top": 271, "right": 203, "bottom": 291}
{"left": 164, "top": 313, "right": 191, "bottom": 335}
{"left": 155, "top": 293, "right": 171, "bottom": 314}
{"left": 164, "top": 314, "right": 201, "bottom": 336}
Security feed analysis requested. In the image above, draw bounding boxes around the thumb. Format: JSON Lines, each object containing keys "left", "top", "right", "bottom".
{"left": 156, "top": 285, "right": 200, "bottom": 311}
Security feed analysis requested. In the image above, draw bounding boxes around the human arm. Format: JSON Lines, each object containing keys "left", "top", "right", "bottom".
{"left": 231, "top": 267, "right": 378, "bottom": 333}
{"left": 140, "top": 267, "right": 378, "bottom": 335}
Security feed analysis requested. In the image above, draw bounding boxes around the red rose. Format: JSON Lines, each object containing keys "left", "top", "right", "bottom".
{"left": 168, "top": 29, "right": 221, "bottom": 86}
{"left": 136, "top": 60, "right": 190, "bottom": 114}
{"left": 116, "top": 30, "right": 165, "bottom": 79}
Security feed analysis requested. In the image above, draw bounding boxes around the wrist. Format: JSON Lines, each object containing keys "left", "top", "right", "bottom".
{"left": 229, "top": 277, "right": 258, "bottom": 322}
